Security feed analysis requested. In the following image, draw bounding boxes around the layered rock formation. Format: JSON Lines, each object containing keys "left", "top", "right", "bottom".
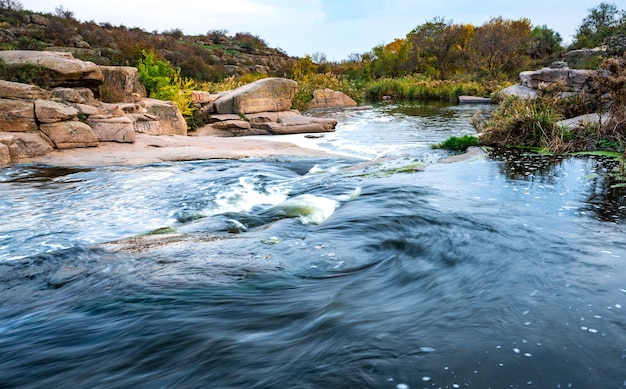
{"left": 191, "top": 77, "right": 338, "bottom": 137}
{"left": 0, "top": 51, "right": 346, "bottom": 165}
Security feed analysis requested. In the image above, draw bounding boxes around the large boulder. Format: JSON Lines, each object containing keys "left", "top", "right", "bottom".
{"left": 519, "top": 68, "right": 596, "bottom": 91}
{"left": 307, "top": 88, "right": 358, "bottom": 109}
{"left": 497, "top": 84, "right": 538, "bottom": 100}
{"left": 0, "top": 50, "right": 103, "bottom": 90}
{"left": 140, "top": 98, "right": 187, "bottom": 135}
{"left": 0, "top": 99, "right": 37, "bottom": 132}
{"left": 40, "top": 121, "right": 99, "bottom": 149}
{"left": 213, "top": 77, "right": 297, "bottom": 114}
{"left": 34, "top": 99, "right": 79, "bottom": 123}
{"left": 0, "top": 80, "right": 52, "bottom": 100}
{"left": 99, "top": 66, "right": 148, "bottom": 103}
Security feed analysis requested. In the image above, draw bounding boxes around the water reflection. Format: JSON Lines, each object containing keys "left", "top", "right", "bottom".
{"left": 487, "top": 148, "right": 626, "bottom": 222}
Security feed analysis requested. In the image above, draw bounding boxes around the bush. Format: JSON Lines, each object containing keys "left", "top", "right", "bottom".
{"left": 137, "top": 50, "right": 195, "bottom": 116}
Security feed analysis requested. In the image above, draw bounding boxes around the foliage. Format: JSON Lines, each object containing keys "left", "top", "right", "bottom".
{"left": 432, "top": 135, "right": 480, "bottom": 150}
{"left": 0, "top": 58, "right": 52, "bottom": 86}
{"left": 529, "top": 25, "right": 563, "bottom": 58}
{"left": 137, "top": 50, "right": 195, "bottom": 116}
{"left": 363, "top": 76, "right": 511, "bottom": 101}
{"left": 479, "top": 59, "right": 625, "bottom": 154}
{"left": 407, "top": 17, "right": 473, "bottom": 80}
{"left": 468, "top": 17, "right": 533, "bottom": 80}
{"left": 572, "top": 2, "right": 626, "bottom": 51}
{"left": 477, "top": 95, "right": 564, "bottom": 148}
{"left": 0, "top": 0, "right": 22, "bottom": 10}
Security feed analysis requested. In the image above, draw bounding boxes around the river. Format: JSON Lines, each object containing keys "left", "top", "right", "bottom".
{"left": 1, "top": 102, "right": 625, "bottom": 388}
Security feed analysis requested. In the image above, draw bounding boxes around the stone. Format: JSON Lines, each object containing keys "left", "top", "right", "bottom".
{"left": 191, "top": 91, "right": 215, "bottom": 104}
{"left": 0, "top": 143, "right": 10, "bottom": 166}
{"left": 126, "top": 114, "right": 161, "bottom": 135}
{"left": 99, "top": 66, "right": 147, "bottom": 103}
{"left": 51, "top": 87, "right": 86, "bottom": 103}
{"left": 24, "top": 14, "right": 50, "bottom": 26}
{"left": 73, "top": 103, "right": 98, "bottom": 116}
{"left": 277, "top": 111, "right": 337, "bottom": 131}
{"left": 0, "top": 50, "right": 103, "bottom": 90}
{"left": 86, "top": 116, "right": 135, "bottom": 143}
{"left": 519, "top": 68, "right": 596, "bottom": 91}
{"left": 0, "top": 99, "right": 37, "bottom": 132}
{"left": 6, "top": 132, "right": 54, "bottom": 159}
{"left": 213, "top": 77, "right": 297, "bottom": 114}
{"left": 140, "top": 98, "right": 187, "bottom": 135}
{"left": 307, "top": 88, "right": 358, "bottom": 109}
{"left": 0, "top": 80, "right": 52, "bottom": 100}
{"left": 35, "top": 99, "right": 79, "bottom": 123}
{"left": 556, "top": 113, "right": 609, "bottom": 130}
{"left": 497, "top": 85, "right": 538, "bottom": 100}
{"left": 40, "top": 121, "right": 99, "bottom": 149}
{"left": 245, "top": 112, "right": 279, "bottom": 123}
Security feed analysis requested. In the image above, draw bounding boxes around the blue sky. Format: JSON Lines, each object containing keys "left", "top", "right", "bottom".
{"left": 20, "top": 0, "right": 599, "bottom": 61}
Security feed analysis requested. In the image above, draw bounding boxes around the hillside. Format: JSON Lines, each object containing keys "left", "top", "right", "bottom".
{"left": 0, "top": 6, "right": 296, "bottom": 82}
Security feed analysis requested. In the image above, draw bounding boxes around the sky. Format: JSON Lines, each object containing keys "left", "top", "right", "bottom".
{"left": 19, "top": 0, "right": 598, "bottom": 61}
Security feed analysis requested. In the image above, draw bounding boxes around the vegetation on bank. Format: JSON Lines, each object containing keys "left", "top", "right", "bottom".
{"left": 0, "top": 0, "right": 625, "bottom": 159}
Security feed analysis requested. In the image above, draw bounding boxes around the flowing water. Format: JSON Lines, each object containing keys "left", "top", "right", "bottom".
{"left": 1, "top": 102, "right": 625, "bottom": 388}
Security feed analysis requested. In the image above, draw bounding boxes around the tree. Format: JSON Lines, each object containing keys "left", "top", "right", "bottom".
{"left": 0, "top": 0, "right": 22, "bottom": 10}
{"left": 530, "top": 25, "right": 563, "bottom": 58}
{"left": 407, "top": 18, "right": 472, "bottom": 80}
{"left": 54, "top": 5, "right": 75, "bottom": 20}
{"left": 468, "top": 17, "right": 532, "bottom": 80}
{"left": 573, "top": 2, "right": 624, "bottom": 49}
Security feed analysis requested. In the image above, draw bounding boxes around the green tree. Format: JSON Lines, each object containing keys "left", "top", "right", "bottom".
{"left": 573, "top": 2, "right": 624, "bottom": 49}
{"left": 407, "top": 18, "right": 471, "bottom": 80}
{"left": 530, "top": 25, "right": 563, "bottom": 58}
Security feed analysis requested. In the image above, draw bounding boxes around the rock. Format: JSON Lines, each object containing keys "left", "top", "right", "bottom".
{"left": 51, "top": 87, "right": 96, "bottom": 105}
{"left": 0, "top": 50, "right": 104, "bottom": 90}
{"left": 40, "top": 121, "right": 99, "bottom": 149}
{"left": 307, "top": 88, "right": 358, "bottom": 109}
{"left": 0, "top": 80, "right": 52, "bottom": 100}
{"left": 126, "top": 114, "right": 161, "bottom": 135}
{"left": 140, "top": 98, "right": 187, "bottom": 135}
{"left": 556, "top": 113, "right": 609, "bottom": 130}
{"left": 519, "top": 68, "right": 596, "bottom": 91}
{"left": 35, "top": 99, "right": 79, "bottom": 123}
{"left": 99, "top": 66, "right": 147, "bottom": 103}
{"left": 73, "top": 103, "right": 98, "bottom": 116}
{"left": 497, "top": 85, "right": 538, "bottom": 100}
{"left": 23, "top": 14, "right": 50, "bottom": 26}
{"left": 191, "top": 91, "right": 217, "bottom": 105}
{"left": 86, "top": 116, "right": 135, "bottom": 143}
{"left": 5, "top": 132, "right": 54, "bottom": 159}
{"left": 245, "top": 112, "right": 279, "bottom": 124}
{"left": 0, "top": 99, "right": 37, "bottom": 132}
{"left": 277, "top": 111, "right": 337, "bottom": 131}
{"left": 458, "top": 96, "right": 492, "bottom": 104}
{"left": 0, "top": 143, "right": 10, "bottom": 166}
{"left": 213, "top": 77, "right": 297, "bottom": 114}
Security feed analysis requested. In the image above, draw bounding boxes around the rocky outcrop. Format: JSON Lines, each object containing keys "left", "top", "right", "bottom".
{"left": 497, "top": 63, "right": 598, "bottom": 100}
{"left": 213, "top": 78, "right": 297, "bottom": 114}
{"left": 307, "top": 88, "right": 358, "bottom": 109}
{"left": 0, "top": 80, "right": 52, "bottom": 100}
{"left": 0, "top": 99, "right": 38, "bottom": 132}
{"left": 40, "top": 121, "right": 99, "bottom": 149}
{"left": 0, "top": 51, "right": 103, "bottom": 91}
{"left": 191, "top": 110, "right": 337, "bottom": 137}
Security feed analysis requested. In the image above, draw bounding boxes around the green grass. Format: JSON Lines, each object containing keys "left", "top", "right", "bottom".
{"left": 432, "top": 135, "right": 480, "bottom": 151}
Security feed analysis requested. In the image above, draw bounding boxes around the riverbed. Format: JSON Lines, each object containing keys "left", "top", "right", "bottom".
{"left": 1, "top": 102, "right": 625, "bottom": 388}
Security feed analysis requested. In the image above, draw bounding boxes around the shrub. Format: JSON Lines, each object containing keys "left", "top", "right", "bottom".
{"left": 137, "top": 50, "right": 195, "bottom": 116}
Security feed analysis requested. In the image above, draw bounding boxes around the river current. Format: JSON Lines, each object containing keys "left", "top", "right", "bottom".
{"left": 1, "top": 102, "right": 625, "bottom": 388}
